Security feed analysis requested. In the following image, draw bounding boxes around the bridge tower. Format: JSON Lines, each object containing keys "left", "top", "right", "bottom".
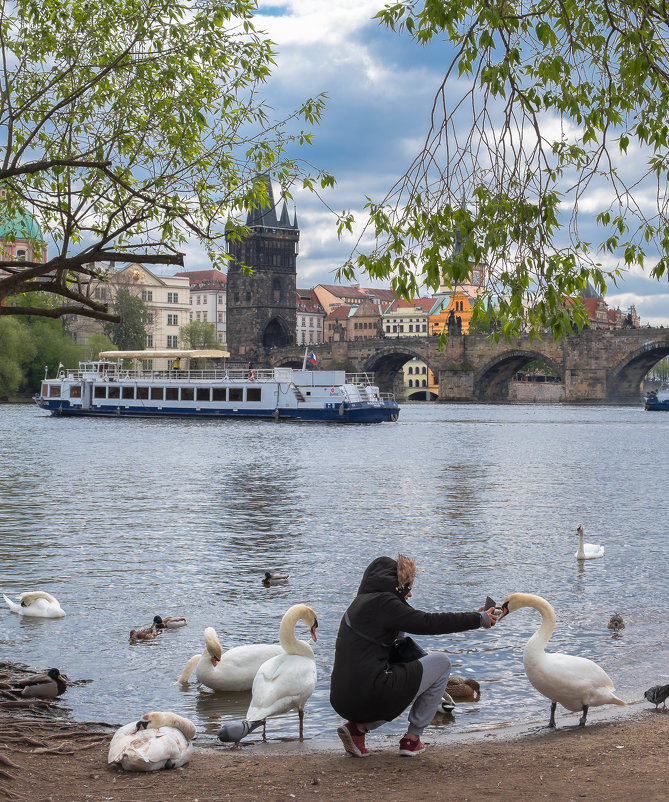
{"left": 226, "top": 176, "right": 299, "bottom": 360}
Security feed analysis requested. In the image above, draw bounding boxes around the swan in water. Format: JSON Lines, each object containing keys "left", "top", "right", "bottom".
{"left": 108, "top": 711, "right": 196, "bottom": 771}
{"left": 3, "top": 591, "right": 66, "bottom": 618}
{"left": 177, "top": 626, "right": 283, "bottom": 692}
{"left": 12, "top": 668, "right": 67, "bottom": 699}
{"left": 575, "top": 523, "right": 604, "bottom": 560}
{"left": 499, "top": 593, "right": 626, "bottom": 727}
{"left": 153, "top": 615, "right": 187, "bottom": 629}
{"left": 218, "top": 603, "right": 318, "bottom": 744}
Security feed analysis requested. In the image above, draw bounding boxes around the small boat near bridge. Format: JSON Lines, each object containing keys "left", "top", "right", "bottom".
{"left": 35, "top": 350, "right": 399, "bottom": 424}
{"left": 644, "top": 386, "right": 669, "bottom": 411}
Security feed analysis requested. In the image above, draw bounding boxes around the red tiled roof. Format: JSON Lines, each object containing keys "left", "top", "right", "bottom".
{"left": 327, "top": 304, "right": 352, "bottom": 319}
{"left": 175, "top": 269, "right": 226, "bottom": 287}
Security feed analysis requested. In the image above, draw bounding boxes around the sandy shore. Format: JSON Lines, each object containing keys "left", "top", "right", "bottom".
{"left": 2, "top": 701, "right": 667, "bottom": 802}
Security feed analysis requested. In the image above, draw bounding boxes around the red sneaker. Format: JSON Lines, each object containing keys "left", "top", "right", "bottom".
{"left": 399, "top": 736, "right": 425, "bottom": 756}
{"left": 337, "top": 722, "right": 369, "bottom": 757}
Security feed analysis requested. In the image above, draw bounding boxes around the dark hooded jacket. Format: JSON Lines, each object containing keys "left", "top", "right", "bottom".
{"left": 329, "top": 556, "right": 483, "bottom": 723}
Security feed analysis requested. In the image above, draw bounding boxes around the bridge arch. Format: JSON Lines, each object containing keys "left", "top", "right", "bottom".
{"left": 359, "top": 345, "right": 440, "bottom": 396}
{"left": 607, "top": 337, "right": 669, "bottom": 402}
{"left": 474, "top": 349, "right": 563, "bottom": 401}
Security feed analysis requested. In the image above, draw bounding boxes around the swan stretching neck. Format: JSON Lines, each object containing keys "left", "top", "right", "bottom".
{"left": 575, "top": 523, "right": 604, "bottom": 560}
{"left": 501, "top": 593, "right": 625, "bottom": 727}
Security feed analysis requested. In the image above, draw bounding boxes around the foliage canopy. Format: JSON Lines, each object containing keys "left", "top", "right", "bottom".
{"left": 340, "top": 0, "right": 669, "bottom": 339}
{"left": 0, "top": 0, "right": 331, "bottom": 320}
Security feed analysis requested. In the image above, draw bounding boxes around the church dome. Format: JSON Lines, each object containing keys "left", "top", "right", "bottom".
{"left": 0, "top": 208, "right": 45, "bottom": 242}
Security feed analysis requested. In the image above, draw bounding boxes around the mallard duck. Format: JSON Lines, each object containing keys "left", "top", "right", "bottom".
{"left": 437, "top": 691, "right": 457, "bottom": 713}
{"left": 607, "top": 613, "right": 625, "bottom": 633}
{"left": 177, "top": 626, "right": 283, "bottom": 691}
{"left": 130, "top": 627, "right": 161, "bottom": 642}
{"left": 108, "top": 711, "right": 196, "bottom": 771}
{"left": 644, "top": 684, "right": 669, "bottom": 710}
{"left": 446, "top": 676, "right": 481, "bottom": 702}
{"left": 152, "top": 615, "right": 187, "bottom": 629}
{"left": 499, "top": 593, "right": 625, "bottom": 727}
{"left": 575, "top": 523, "right": 604, "bottom": 560}
{"left": 3, "top": 591, "right": 66, "bottom": 618}
{"left": 262, "top": 571, "right": 290, "bottom": 587}
{"left": 13, "top": 668, "right": 67, "bottom": 699}
{"left": 217, "top": 604, "right": 318, "bottom": 744}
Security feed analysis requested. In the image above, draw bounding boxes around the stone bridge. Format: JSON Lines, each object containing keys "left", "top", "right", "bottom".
{"left": 261, "top": 328, "right": 669, "bottom": 403}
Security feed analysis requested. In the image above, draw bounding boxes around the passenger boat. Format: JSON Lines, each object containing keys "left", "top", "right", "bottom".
{"left": 644, "top": 386, "right": 669, "bottom": 411}
{"left": 34, "top": 350, "right": 399, "bottom": 423}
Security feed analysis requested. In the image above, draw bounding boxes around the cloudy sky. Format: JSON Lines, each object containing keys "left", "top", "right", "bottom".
{"left": 185, "top": 1, "right": 669, "bottom": 326}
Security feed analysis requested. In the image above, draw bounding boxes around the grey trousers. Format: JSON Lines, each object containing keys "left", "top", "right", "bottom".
{"left": 361, "top": 651, "right": 452, "bottom": 737}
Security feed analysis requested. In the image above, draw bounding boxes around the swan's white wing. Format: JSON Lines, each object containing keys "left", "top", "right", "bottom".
{"left": 246, "top": 654, "right": 317, "bottom": 721}
{"left": 108, "top": 722, "right": 140, "bottom": 764}
{"left": 526, "top": 651, "right": 617, "bottom": 711}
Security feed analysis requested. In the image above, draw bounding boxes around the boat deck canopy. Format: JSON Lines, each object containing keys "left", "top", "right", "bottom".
{"left": 98, "top": 349, "right": 230, "bottom": 359}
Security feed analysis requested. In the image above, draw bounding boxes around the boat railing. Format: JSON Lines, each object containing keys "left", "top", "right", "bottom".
{"left": 380, "top": 392, "right": 396, "bottom": 403}
{"left": 346, "top": 372, "right": 376, "bottom": 386}
{"left": 65, "top": 367, "right": 278, "bottom": 383}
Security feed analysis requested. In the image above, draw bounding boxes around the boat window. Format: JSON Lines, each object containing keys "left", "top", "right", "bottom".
{"left": 229, "top": 387, "right": 243, "bottom": 402}
{"left": 181, "top": 387, "right": 194, "bottom": 401}
{"left": 41, "top": 383, "right": 48, "bottom": 396}
{"left": 94, "top": 386, "right": 106, "bottom": 399}
{"left": 137, "top": 386, "right": 149, "bottom": 399}
{"left": 108, "top": 386, "right": 120, "bottom": 399}
{"left": 70, "top": 385, "right": 81, "bottom": 399}
{"left": 165, "top": 387, "right": 178, "bottom": 401}
{"left": 150, "top": 387, "right": 164, "bottom": 400}
{"left": 247, "top": 387, "right": 261, "bottom": 402}
{"left": 50, "top": 384, "right": 61, "bottom": 398}
{"left": 196, "top": 387, "right": 211, "bottom": 402}
{"left": 212, "top": 387, "right": 227, "bottom": 402}
{"left": 121, "top": 386, "right": 134, "bottom": 400}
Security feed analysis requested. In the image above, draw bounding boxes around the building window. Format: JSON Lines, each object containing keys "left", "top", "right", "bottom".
{"left": 196, "top": 295, "right": 201, "bottom": 305}
{"left": 166, "top": 335, "right": 178, "bottom": 348}
{"left": 202, "top": 312, "right": 207, "bottom": 322}
{"left": 202, "top": 295, "right": 207, "bottom": 303}
{"left": 408, "top": 379, "right": 413, "bottom": 388}
{"left": 167, "top": 314, "right": 178, "bottom": 326}
{"left": 167, "top": 292, "right": 178, "bottom": 303}
{"left": 145, "top": 312, "right": 154, "bottom": 324}
{"left": 196, "top": 311, "right": 201, "bottom": 320}
{"left": 189, "top": 312, "right": 193, "bottom": 321}
{"left": 218, "top": 295, "right": 223, "bottom": 305}
{"left": 218, "top": 312, "right": 223, "bottom": 323}
{"left": 141, "top": 290, "right": 153, "bottom": 302}
{"left": 145, "top": 334, "right": 153, "bottom": 347}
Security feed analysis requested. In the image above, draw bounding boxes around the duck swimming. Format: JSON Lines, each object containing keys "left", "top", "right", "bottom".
{"left": 152, "top": 615, "right": 187, "bottom": 629}
{"left": 108, "top": 711, "right": 196, "bottom": 771}
{"left": 130, "top": 627, "right": 161, "bottom": 642}
{"left": 262, "top": 572, "right": 290, "bottom": 587}
{"left": 499, "top": 593, "right": 625, "bottom": 727}
{"left": 607, "top": 613, "right": 625, "bottom": 633}
{"left": 446, "top": 677, "right": 481, "bottom": 702}
{"left": 3, "top": 591, "right": 66, "bottom": 618}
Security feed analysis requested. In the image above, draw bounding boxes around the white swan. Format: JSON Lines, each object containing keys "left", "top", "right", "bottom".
{"left": 177, "top": 626, "right": 283, "bottom": 691}
{"left": 3, "top": 591, "right": 66, "bottom": 618}
{"left": 500, "top": 593, "right": 626, "bottom": 727}
{"left": 217, "top": 604, "right": 318, "bottom": 744}
{"left": 575, "top": 523, "right": 604, "bottom": 560}
{"left": 108, "top": 711, "right": 196, "bottom": 771}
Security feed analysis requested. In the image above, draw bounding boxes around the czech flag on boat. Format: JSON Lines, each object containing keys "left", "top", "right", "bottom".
{"left": 308, "top": 352, "right": 317, "bottom": 364}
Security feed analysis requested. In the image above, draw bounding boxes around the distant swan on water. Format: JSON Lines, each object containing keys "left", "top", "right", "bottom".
{"left": 575, "top": 523, "right": 604, "bottom": 560}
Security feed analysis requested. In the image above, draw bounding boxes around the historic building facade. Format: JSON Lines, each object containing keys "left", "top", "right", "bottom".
{"left": 225, "top": 177, "right": 299, "bottom": 359}
{"left": 176, "top": 269, "right": 227, "bottom": 344}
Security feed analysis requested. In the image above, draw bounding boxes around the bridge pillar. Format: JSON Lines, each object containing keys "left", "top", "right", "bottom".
{"left": 438, "top": 369, "right": 476, "bottom": 401}
{"left": 564, "top": 368, "right": 607, "bottom": 402}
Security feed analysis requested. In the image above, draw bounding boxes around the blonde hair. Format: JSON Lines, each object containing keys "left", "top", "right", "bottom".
{"left": 396, "top": 554, "right": 417, "bottom": 588}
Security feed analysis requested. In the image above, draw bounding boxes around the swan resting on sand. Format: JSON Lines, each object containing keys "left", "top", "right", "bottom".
{"left": 108, "top": 712, "right": 196, "bottom": 771}
{"left": 499, "top": 593, "right": 625, "bottom": 727}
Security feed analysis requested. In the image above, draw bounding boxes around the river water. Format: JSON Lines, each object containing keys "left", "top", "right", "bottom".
{"left": 1, "top": 402, "right": 667, "bottom": 747}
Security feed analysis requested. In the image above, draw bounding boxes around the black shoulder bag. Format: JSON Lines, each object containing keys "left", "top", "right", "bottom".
{"left": 344, "top": 611, "right": 427, "bottom": 663}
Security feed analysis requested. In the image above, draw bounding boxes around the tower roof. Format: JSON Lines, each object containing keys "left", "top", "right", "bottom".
{"left": 0, "top": 207, "right": 44, "bottom": 242}
{"left": 246, "top": 175, "right": 298, "bottom": 232}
